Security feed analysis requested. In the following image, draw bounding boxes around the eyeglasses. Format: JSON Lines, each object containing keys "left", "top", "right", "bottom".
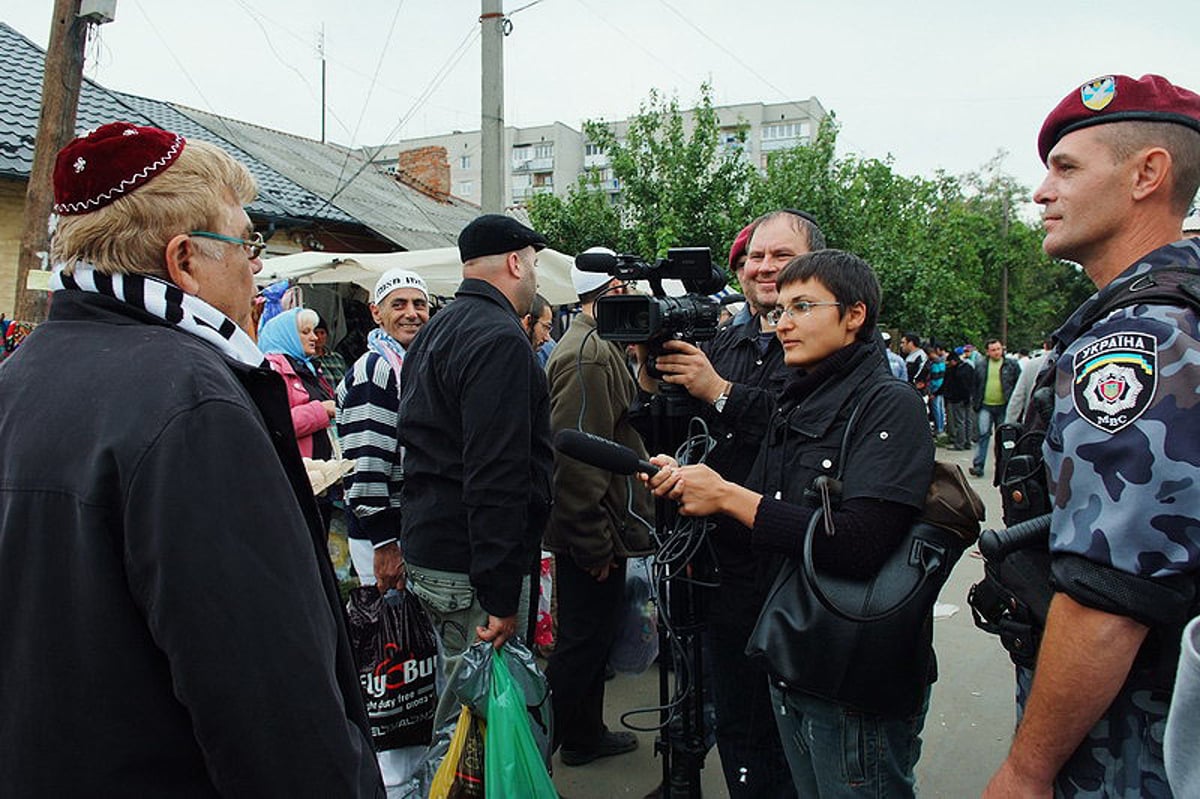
{"left": 766, "top": 300, "right": 842, "bottom": 325}
{"left": 189, "top": 230, "right": 266, "bottom": 259}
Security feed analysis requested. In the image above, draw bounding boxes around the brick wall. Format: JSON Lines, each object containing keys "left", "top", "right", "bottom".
{"left": 395, "top": 146, "right": 450, "bottom": 202}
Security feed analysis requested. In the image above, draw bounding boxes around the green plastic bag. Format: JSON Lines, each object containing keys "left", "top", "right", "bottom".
{"left": 483, "top": 647, "right": 558, "bottom": 798}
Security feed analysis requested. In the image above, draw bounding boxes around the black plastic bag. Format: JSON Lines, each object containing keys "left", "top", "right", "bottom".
{"left": 346, "top": 586, "right": 440, "bottom": 751}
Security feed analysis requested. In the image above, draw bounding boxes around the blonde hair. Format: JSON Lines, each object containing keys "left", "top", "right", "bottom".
{"left": 51, "top": 139, "right": 257, "bottom": 277}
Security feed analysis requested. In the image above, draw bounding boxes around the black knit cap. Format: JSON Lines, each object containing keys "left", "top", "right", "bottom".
{"left": 457, "top": 214, "right": 547, "bottom": 263}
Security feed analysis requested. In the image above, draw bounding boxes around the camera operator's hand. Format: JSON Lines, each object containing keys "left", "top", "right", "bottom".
{"left": 652, "top": 340, "right": 729, "bottom": 404}
{"left": 640, "top": 454, "right": 761, "bottom": 526}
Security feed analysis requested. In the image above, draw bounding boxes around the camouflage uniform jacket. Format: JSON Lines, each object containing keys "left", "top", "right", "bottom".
{"left": 1029, "top": 237, "right": 1200, "bottom": 798}
{"left": 1044, "top": 238, "right": 1200, "bottom": 581}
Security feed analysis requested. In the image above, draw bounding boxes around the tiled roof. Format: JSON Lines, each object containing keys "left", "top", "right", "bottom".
{"left": 0, "top": 21, "right": 474, "bottom": 249}
{"left": 175, "top": 107, "right": 474, "bottom": 250}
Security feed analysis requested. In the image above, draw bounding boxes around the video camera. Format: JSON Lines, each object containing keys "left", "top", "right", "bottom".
{"left": 575, "top": 246, "right": 726, "bottom": 350}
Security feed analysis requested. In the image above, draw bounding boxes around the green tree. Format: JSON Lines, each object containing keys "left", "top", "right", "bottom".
{"left": 525, "top": 172, "right": 623, "bottom": 256}
{"left": 528, "top": 83, "right": 1089, "bottom": 344}
{"left": 584, "top": 84, "right": 757, "bottom": 266}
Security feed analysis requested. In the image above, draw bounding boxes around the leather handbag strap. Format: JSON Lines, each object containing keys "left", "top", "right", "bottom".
{"left": 801, "top": 378, "right": 948, "bottom": 623}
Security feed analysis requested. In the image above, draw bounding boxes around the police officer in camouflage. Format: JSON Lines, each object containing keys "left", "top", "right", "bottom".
{"left": 983, "top": 75, "right": 1200, "bottom": 798}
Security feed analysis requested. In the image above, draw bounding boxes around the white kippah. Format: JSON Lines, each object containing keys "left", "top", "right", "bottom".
{"left": 373, "top": 268, "right": 428, "bottom": 305}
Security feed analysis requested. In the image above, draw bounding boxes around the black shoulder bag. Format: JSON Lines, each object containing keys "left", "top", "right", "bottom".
{"left": 745, "top": 381, "right": 984, "bottom": 717}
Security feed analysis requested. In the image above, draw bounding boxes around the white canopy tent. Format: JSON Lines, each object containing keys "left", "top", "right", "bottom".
{"left": 256, "top": 247, "right": 582, "bottom": 305}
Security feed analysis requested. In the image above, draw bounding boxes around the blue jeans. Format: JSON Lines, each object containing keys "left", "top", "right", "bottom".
{"left": 929, "top": 395, "right": 945, "bottom": 434}
{"left": 973, "top": 404, "right": 1006, "bottom": 472}
{"left": 769, "top": 683, "right": 929, "bottom": 798}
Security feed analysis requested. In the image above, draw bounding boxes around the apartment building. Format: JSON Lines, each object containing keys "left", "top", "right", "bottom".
{"left": 375, "top": 97, "right": 826, "bottom": 206}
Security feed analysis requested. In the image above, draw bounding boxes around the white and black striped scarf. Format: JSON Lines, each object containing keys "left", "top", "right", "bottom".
{"left": 51, "top": 264, "right": 266, "bottom": 367}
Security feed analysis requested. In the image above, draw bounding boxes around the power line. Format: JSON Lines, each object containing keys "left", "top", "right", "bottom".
{"left": 304, "top": 20, "right": 480, "bottom": 244}
{"left": 329, "top": 0, "right": 408, "bottom": 199}
{"left": 226, "top": 0, "right": 472, "bottom": 124}
{"left": 568, "top": 0, "right": 693, "bottom": 88}
{"left": 654, "top": 0, "right": 867, "bottom": 154}
{"left": 654, "top": 0, "right": 811, "bottom": 122}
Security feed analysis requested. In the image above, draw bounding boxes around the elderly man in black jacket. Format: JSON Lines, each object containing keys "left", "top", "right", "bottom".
{"left": 0, "top": 123, "right": 381, "bottom": 796}
{"left": 398, "top": 214, "right": 554, "bottom": 732}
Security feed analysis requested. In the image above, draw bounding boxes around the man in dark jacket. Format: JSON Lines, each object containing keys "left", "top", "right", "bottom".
{"left": 0, "top": 123, "right": 381, "bottom": 796}
{"left": 970, "top": 338, "right": 1021, "bottom": 476}
{"left": 942, "top": 348, "right": 976, "bottom": 449}
{"left": 398, "top": 213, "right": 554, "bottom": 731}
{"left": 545, "top": 264, "right": 655, "bottom": 766}
{"left": 642, "top": 210, "right": 821, "bottom": 799}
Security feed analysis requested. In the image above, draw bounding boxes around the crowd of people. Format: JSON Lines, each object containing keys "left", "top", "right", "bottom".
{"left": 0, "top": 71, "right": 1198, "bottom": 799}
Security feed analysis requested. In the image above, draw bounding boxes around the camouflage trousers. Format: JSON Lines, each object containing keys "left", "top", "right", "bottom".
{"left": 1015, "top": 666, "right": 1173, "bottom": 798}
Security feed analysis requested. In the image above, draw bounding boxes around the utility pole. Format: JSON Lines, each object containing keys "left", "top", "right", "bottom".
{"left": 479, "top": 0, "right": 505, "bottom": 214}
{"left": 319, "top": 25, "right": 326, "bottom": 144}
{"left": 15, "top": 0, "right": 93, "bottom": 323}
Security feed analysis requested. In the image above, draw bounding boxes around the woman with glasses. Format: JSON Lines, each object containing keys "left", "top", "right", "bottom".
{"left": 643, "top": 250, "right": 935, "bottom": 798}
{"left": 258, "top": 307, "right": 338, "bottom": 461}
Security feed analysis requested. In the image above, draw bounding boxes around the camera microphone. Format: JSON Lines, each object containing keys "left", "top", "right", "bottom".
{"left": 553, "top": 429, "right": 660, "bottom": 476}
{"left": 574, "top": 246, "right": 618, "bottom": 274}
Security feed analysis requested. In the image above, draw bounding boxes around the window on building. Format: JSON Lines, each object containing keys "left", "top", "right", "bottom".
{"left": 456, "top": 180, "right": 473, "bottom": 196}
{"left": 533, "top": 142, "right": 553, "bottom": 160}
{"left": 585, "top": 142, "right": 603, "bottom": 157}
{"left": 459, "top": 155, "right": 471, "bottom": 170}
{"left": 762, "top": 121, "right": 811, "bottom": 142}
{"left": 533, "top": 172, "right": 553, "bottom": 188}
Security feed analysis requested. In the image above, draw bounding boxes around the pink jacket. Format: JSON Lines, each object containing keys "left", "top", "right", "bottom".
{"left": 265, "top": 353, "right": 331, "bottom": 458}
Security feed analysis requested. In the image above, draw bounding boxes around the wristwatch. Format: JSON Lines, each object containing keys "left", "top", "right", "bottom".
{"left": 713, "top": 385, "right": 731, "bottom": 413}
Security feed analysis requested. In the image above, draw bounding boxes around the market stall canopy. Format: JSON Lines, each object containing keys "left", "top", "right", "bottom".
{"left": 257, "top": 247, "right": 580, "bottom": 305}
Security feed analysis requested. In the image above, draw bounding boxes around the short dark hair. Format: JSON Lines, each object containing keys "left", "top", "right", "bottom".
{"left": 902, "top": 332, "right": 922, "bottom": 348}
{"left": 985, "top": 338, "right": 1003, "bottom": 348}
{"left": 748, "top": 209, "right": 827, "bottom": 252}
{"left": 775, "top": 249, "right": 880, "bottom": 342}
{"left": 1099, "top": 121, "right": 1200, "bottom": 215}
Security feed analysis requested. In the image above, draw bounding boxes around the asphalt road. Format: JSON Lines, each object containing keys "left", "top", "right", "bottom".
{"left": 550, "top": 442, "right": 1017, "bottom": 799}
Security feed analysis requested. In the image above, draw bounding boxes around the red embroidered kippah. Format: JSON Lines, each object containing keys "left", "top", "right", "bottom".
{"left": 1037, "top": 74, "right": 1200, "bottom": 164}
{"left": 53, "top": 122, "right": 186, "bottom": 215}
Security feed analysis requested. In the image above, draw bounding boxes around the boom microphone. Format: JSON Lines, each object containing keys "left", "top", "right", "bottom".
{"left": 553, "top": 429, "right": 660, "bottom": 476}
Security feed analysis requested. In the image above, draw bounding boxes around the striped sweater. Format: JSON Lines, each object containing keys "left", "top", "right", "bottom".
{"left": 335, "top": 351, "right": 403, "bottom": 545}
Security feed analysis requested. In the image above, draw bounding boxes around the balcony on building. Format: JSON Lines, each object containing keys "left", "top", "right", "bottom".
{"left": 760, "top": 120, "right": 812, "bottom": 152}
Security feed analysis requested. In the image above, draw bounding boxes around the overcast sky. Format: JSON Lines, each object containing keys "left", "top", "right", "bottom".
{"left": 6, "top": 1, "right": 1197, "bottom": 199}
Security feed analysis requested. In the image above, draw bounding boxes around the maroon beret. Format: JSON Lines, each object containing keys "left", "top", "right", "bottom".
{"left": 53, "top": 122, "right": 186, "bottom": 215}
{"left": 728, "top": 222, "right": 754, "bottom": 270}
{"left": 1038, "top": 74, "right": 1200, "bottom": 164}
